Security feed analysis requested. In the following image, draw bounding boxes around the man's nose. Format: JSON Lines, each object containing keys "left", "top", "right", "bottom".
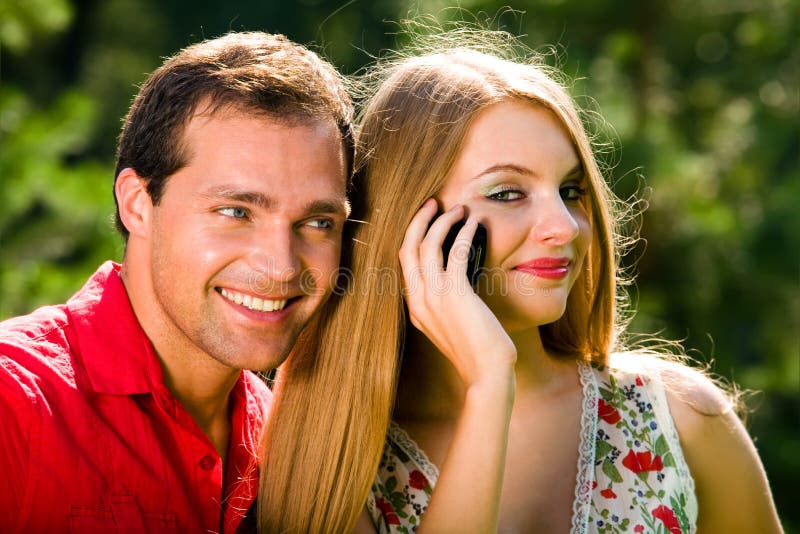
{"left": 245, "top": 227, "right": 302, "bottom": 287}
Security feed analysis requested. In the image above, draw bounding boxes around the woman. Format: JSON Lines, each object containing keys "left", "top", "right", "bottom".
{"left": 257, "top": 32, "right": 783, "bottom": 533}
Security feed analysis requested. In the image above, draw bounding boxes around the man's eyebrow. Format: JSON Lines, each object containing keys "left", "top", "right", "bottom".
{"left": 303, "top": 199, "right": 351, "bottom": 218}
{"left": 200, "top": 187, "right": 275, "bottom": 209}
{"left": 201, "top": 186, "right": 350, "bottom": 217}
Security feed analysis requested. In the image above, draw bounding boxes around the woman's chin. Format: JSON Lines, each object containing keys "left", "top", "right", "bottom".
{"left": 493, "top": 304, "right": 568, "bottom": 334}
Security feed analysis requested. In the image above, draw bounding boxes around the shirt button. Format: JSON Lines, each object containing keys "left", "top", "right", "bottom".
{"left": 199, "top": 455, "right": 216, "bottom": 470}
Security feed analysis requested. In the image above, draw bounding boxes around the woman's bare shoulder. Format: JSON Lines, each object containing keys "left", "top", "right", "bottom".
{"left": 609, "top": 351, "right": 733, "bottom": 417}
{"left": 610, "top": 352, "right": 782, "bottom": 530}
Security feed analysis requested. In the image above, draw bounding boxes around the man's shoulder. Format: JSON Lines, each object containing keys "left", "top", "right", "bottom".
{"left": 0, "top": 306, "right": 72, "bottom": 424}
{"left": 0, "top": 303, "right": 72, "bottom": 363}
{"left": 0, "top": 262, "right": 123, "bottom": 384}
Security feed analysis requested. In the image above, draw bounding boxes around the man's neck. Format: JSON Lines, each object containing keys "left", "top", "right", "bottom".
{"left": 119, "top": 261, "right": 240, "bottom": 459}
{"left": 160, "top": 358, "right": 239, "bottom": 463}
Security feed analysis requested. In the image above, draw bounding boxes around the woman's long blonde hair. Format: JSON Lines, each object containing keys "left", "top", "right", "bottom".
{"left": 258, "top": 28, "right": 628, "bottom": 532}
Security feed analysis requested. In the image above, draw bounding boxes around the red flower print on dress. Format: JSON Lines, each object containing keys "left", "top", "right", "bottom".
{"left": 652, "top": 504, "right": 682, "bottom": 534}
{"left": 622, "top": 449, "right": 664, "bottom": 473}
{"left": 600, "top": 488, "right": 617, "bottom": 499}
{"left": 633, "top": 525, "right": 644, "bottom": 533}
{"left": 376, "top": 497, "right": 401, "bottom": 525}
{"left": 598, "top": 398, "right": 622, "bottom": 425}
{"left": 409, "top": 469, "right": 429, "bottom": 490}
{"left": 635, "top": 375, "right": 644, "bottom": 386}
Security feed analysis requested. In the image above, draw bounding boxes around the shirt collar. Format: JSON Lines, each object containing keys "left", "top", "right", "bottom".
{"left": 66, "top": 261, "right": 163, "bottom": 395}
{"left": 224, "top": 370, "right": 271, "bottom": 533}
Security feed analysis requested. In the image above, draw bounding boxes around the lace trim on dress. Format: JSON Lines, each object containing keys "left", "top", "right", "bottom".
{"left": 386, "top": 420, "right": 441, "bottom": 484}
{"left": 570, "top": 361, "right": 598, "bottom": 534}
{"left": 365, "top": 486, "right": 379, "bottom": 528}
{"left": 646, "top": 371, "right": 699, "bottom": 530}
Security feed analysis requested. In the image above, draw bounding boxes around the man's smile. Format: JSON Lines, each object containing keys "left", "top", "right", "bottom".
{"left": 217, "top": 287, "right": 293, "bottom": 312}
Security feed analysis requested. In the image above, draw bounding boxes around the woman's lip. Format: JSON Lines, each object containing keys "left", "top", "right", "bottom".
{"left": 514, "top": 257, "right": 571, "bottom": 269}
{"left": 513, "top": 257, "right": 571, "bottom": 280}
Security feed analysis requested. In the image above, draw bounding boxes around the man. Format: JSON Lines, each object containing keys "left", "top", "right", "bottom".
{"left": 0, "top": 32, "right": 353, "bottom": 533}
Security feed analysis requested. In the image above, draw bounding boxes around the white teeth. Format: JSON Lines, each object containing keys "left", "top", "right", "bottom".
{"left": 219, "top": 288, "right": 288, "bottom": 312}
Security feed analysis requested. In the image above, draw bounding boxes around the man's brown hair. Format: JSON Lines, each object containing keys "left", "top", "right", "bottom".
{"left": 114, "top": 31, "right": 354, "bottom": 239}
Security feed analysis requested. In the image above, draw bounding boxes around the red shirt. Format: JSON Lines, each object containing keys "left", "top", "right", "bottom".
{"left": 0, "top": 262, "right": 272, "bottom": 534}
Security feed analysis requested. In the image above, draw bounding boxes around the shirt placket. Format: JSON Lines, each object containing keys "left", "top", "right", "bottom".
{"left": 189, "top": 434, "right": 225, "bottom": 533}
{"left": 153, "top": 388, "right": 227, "bottom": 534}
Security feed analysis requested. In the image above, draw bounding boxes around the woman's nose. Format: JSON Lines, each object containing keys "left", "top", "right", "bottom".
{"left": 528, "top": 197, "right": 581, "bottom": 246}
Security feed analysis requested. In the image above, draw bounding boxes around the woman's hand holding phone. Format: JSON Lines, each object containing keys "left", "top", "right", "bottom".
{"left": 398, "top": 199, "right": 516, "bottom": 533}
{"left": 398, "top": 198, "right": 516, "bottom": 391}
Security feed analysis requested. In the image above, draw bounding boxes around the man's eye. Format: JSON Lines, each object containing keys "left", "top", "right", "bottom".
{"left": 306, "top": 218, "right": 333, "bottom": 230}
{"left": 560, "top": 185, "right": 587, "bottom": 202}
{"left": 218, "top": 207, "right": 248, "bottom": 219}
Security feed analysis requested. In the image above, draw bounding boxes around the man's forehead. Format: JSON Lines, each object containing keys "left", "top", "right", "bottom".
{"left": 164, "top": 101, "right": 348, "bottom": 208}
{"left": 179, "top": 106, "right": 346, "bottom": 168}
{"left": 188, "top": 98, "right": 334, "bottom": 132}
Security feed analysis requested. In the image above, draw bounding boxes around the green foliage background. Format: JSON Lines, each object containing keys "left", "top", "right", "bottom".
{"left": 1, "top": 0, "right": 797, "bottom": 529}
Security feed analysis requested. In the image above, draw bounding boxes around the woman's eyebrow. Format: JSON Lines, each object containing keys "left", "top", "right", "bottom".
{"left": 472, "top": 163, "right": 535, "bottom": 180}
{"left": 472, "top": 161, "right": 584, "bottom": 180}
{"left": 564, "top": 162, "right": 584, "bottom": 179}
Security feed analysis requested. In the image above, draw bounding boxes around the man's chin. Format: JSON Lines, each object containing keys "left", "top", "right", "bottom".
{"left": 197, "top": 334, "right": 295, "bottom": 372}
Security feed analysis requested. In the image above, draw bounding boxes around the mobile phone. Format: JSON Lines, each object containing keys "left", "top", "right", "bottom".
{"left": 439, "top": 217, "right": 488, "bottom": 286}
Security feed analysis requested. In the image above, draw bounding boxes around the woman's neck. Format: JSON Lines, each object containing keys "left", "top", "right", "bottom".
{"left": 509, "top": 328, "right": 576, "bottom": 392}
{"left": 396, "top": 326, "right": 576, "bottom": 420}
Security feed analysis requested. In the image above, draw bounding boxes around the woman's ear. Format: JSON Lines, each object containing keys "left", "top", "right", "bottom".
{"left": 115, "top": 168, "right": 152, "bottom": 239}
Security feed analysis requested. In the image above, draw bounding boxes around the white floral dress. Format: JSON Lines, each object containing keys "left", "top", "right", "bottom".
{"left": 367, "top": 361, "right": 698, "bottom": 533}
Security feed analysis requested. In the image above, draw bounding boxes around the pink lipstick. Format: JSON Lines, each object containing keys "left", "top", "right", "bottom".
{"left": 513, "top": 257, "right": 571, "bottom": 280}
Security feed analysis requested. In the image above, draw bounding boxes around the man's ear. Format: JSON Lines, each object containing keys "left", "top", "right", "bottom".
{"left": 115, "top": 168, "right": 153, "bottom": 239}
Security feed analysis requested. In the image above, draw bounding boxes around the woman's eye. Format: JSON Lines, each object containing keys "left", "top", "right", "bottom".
{"left": 486, "top": 188, "right": 525, "bottom": 202}
{"left": 560, "top": 185, "right": 587, "bottom": 202}
{"left": 218, "top": 207, "right": 248, "bottom": 219}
